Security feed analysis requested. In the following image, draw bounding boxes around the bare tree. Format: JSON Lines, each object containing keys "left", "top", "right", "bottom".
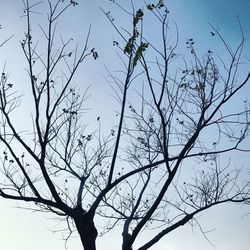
{"left": 0, "top": 1, "right": 249, "bottom": 250}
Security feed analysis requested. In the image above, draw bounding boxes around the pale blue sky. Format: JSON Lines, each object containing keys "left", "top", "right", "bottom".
{"left": 0, "top": 1, "right": 249, "bottom": 250}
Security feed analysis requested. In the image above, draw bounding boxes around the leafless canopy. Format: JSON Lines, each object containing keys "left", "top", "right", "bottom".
{"left": 0, "top": 1, "right": 249, "bottom": 250}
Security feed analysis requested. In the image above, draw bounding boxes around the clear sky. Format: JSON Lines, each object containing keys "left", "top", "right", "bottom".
{"left": 0, "top": 0, "right": 249, "bottom": 250}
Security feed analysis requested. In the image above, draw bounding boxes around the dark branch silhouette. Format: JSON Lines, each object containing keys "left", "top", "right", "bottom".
{"left": 0, "top": 1, "right": 249, "bottom": 250}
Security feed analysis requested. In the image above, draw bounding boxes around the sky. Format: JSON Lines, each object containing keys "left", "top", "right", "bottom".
{"left": 0, "top": 0, "right": 249, "bottom": 250}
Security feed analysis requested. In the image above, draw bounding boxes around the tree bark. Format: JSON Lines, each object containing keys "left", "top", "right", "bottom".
{"left": 73, "top": 209, "right": 98, "bottom": 250}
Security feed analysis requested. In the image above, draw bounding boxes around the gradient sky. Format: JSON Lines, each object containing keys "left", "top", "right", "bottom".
{"left": 0, "top": 1, "right": 249, "bottom": 250}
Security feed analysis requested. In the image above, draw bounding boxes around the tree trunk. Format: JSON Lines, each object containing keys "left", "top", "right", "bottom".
{"left": 73, "top": 210, "right": 98, "bottom": 250}
{"left": 122, "top": 232, "right": 133, "bottom": 250}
